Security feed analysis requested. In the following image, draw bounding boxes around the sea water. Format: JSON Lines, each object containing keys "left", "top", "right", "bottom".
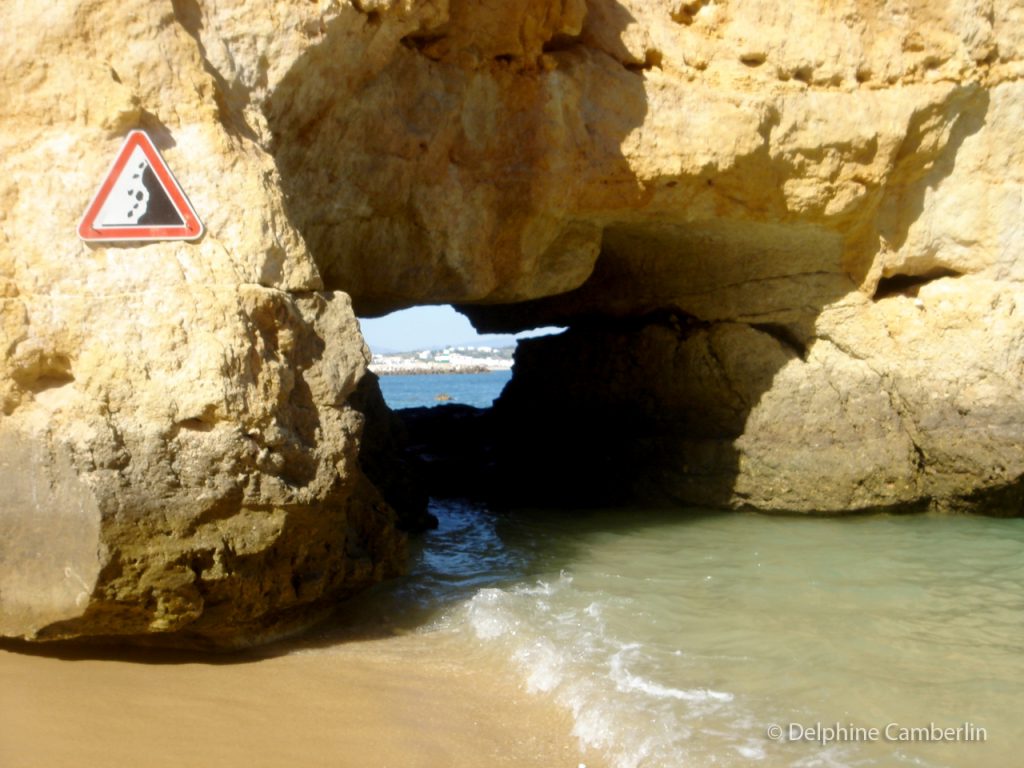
{"left": 372, "top": 373, "right": 1024, "bottom": 768}
{"left": 376, "top": 370, "right": 512, "bottom": 409}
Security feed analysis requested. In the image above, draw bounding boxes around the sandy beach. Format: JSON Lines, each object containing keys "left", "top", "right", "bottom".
{"left": 0, "top": 629, "right": 603, "bottom": 768}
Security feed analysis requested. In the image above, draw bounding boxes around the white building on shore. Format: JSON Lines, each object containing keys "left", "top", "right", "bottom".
{"left": 369, "top": 345, "right": 514, "bottom": 375}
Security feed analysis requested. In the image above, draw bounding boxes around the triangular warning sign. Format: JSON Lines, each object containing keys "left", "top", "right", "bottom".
{"left": 78, "top": 130, "right": 203, "bottom": 242}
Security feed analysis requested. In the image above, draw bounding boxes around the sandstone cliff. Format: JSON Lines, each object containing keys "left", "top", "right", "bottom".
{"left": 2, "top": 0, "right": 1023, "bottom": 645}
{"left": 265, "top": 0, "right": 1024, "bottom": 515}
{"left": 0, "top": 1, "right": 406, "bottom": 646}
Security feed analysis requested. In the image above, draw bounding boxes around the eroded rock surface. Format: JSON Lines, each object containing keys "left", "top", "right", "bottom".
{"left": 3, "top": 0, "right": 1024, "bottom": 646}
{"left": 495, "top": 279, "right": 1024, "bottom": 515}
{"left": 0, "top": 1, "right": 405, "bottom": 646}
{"left": 259, "top": 0, "right": 1024, "bottom": 515}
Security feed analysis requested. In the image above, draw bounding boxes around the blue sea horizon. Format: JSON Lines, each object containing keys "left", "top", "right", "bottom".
{"left": 376, "top": 370, "right": 512, "bottom": 410}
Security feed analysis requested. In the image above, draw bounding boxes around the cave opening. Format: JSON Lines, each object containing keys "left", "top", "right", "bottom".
{"left": 354, "top": 304, "right": 569, "bottom": 529}
{"left": 350, "top": 217, "right": 867, "bottom": 531}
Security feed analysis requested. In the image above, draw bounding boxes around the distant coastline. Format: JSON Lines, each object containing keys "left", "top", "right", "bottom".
{"left": 373, "top": 365, "right": 502, "bottom": 376}
{"left": 369, "top": 345, "right": 514, "bottom": 376}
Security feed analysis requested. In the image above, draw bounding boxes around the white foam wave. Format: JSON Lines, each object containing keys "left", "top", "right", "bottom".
{"left": 609, "top": 644, "right": 733, "bottom": 703}
{"left": 466, "top": 588, "right": 519, "bottom": 639}
{"left": 458, "top": 573, "right": 743, "bottom": 768}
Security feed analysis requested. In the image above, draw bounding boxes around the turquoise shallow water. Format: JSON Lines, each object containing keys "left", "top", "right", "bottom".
{"left": 390, "top": 505, "right": 1024, "bottom": 768}
{"left": 371, "top": 374, "right": 1024, "bottom": 768}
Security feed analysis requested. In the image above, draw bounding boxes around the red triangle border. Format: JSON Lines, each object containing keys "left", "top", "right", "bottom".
{"left": 78, "top": 130, "right": 204, "bottom": 242}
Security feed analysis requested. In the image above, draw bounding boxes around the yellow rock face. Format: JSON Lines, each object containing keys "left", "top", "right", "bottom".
{"left": 0, "top": 1, "right": 403, "bottom": 645}
{"left": 2, "top": 0, "right": 1023, "bottom": 643}
{"left": 262, "top": 0, "right": 1023, "bottom": 318}
{"left": 265, "top": 0, "right": 1020, "bottom": 515}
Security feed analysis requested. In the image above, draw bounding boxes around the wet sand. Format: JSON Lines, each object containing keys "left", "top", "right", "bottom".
{"left": 0, "top": 630, "right": 604, "bottom": 768}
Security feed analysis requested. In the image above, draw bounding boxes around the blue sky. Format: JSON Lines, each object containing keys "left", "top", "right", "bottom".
{"left": 358, "top": 305, "right": 562, "bottom": 352}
